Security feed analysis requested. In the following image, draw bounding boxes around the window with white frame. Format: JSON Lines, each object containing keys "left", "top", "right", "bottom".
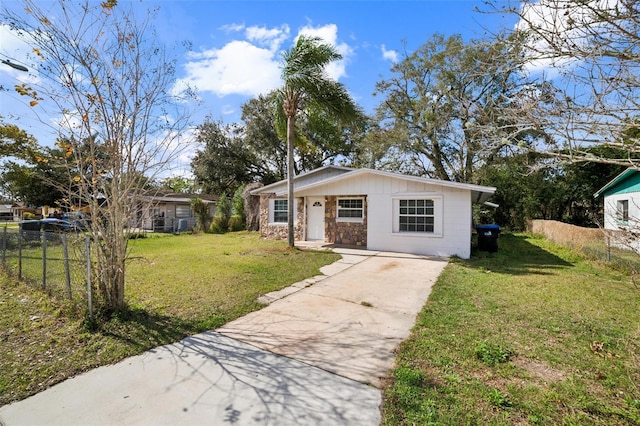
{"left": 272, "top": 199, "right": 288, "bottom": 223}
{"left": 398, "top": 199, "right": 435, "bottom": 232}
{"left": 617, "top": 199, "right": 629, "bottom": 222}
{"left": 337, "top": 198, "right": 364, "bottom": 222}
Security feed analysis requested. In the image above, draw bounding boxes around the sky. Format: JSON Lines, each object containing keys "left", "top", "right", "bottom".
{"left": 0, "top": 0, "right": 521, "bottom": 175}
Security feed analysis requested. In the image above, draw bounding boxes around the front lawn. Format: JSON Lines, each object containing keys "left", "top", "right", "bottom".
{"left": 383, "top": 233, "right": 640, "bottom": 425}
{"left": 0, "top": 232, "right": 340, "bottom": 406}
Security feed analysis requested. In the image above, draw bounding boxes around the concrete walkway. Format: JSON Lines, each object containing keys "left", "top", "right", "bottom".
{"left": 0, "top": 247, "right": 448, "bottom": 426}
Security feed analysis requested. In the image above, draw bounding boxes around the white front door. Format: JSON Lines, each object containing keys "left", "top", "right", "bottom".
{"left": 307, "top": 197, "right": 325, "bottom": 241}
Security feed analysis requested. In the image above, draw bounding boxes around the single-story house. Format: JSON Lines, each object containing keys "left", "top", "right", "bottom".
{"left": 251, "top": 166, "right": 496, "bottom": 259}
{"left": 11, "top": 203, "right": 40, "bottom": 221}
{"left": 0, "top": 202, "right": 13, "bottom": 221}
{"left": 594, "top": 168, "right": 640, "bottom": 232}
{"left": 130, "top": 192, "right": 218, "bottom": 232}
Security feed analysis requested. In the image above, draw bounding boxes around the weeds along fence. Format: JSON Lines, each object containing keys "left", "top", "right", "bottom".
{"left": 527, "top": 220, "right": 640, "bottom": 275}
{"left": 0, "top": 225, "right": 94, "bottom": 317}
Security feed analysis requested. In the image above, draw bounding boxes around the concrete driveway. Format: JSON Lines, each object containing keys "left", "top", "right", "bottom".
{"left": 218, "top": 248, "right": 449, "bottom": 387}
{"left": 0, "top": 248, "right": 447, "bottom": 426}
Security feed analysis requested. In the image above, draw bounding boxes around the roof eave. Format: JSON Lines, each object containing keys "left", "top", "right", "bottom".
{"left": 594, "top": 168, "right": 637, "bottom": 198}
{"left": 268, "top": 168, "right": 496, "bottom": 198}
{"left": 250, "top": 165, "right": 355, "bottom": 195}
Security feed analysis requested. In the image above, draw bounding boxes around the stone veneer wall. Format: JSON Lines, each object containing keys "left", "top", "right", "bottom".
{"left": 325, "top": 195, "right": 367, "bottom": 247}
{"left": 259, "top": 193, "right": 304, "bottom": 241}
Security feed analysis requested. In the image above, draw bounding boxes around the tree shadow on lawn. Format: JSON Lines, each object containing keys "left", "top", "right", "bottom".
{"left": 467, "top": 233, "right": 573, "bottom": 276}
{"left": 87, "top": 305, "right": 226, "bottom": 352}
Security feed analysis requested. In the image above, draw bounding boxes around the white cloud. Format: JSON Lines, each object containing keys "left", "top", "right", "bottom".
{"left": 246, "top": 24, "right": 290, "bottom": 51}
{"left": 174, "top": 22, "right": 352, "bottom": 101}
{"left": 53, "top": 109, "right": 82, "bottom": 132}
{"left": 381, "top": 44, "right": 398, "bottom": 63}
{"left": 0, "top": 24, "right": 31, "bottom": 60}
{"left": 178, "top": 39, "right": 281, "bottom": 98}
{"left": 221, "top": 104, "right": 235, "bottom": 115}
{"left": 165, "top": 128, "right": 197, "bottom": 176}
{"left": 220, "top": 23, "right": 245, "bottom": 33}
{"left": 174, "top": 24, "right": 294, "bottom": 99}
{"left": 298, "top": 23, "right": 352, "bottom": 80}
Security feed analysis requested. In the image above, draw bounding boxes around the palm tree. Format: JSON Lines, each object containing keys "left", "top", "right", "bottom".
{"left": 276, "top": 35, "right": 362, "bottom": 247}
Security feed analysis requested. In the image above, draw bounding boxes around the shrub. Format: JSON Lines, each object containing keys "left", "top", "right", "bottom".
{"left": 190, "top": 197, "right": 211, "bottom": 233}
{"left": 23, "top": 212, "right": 35, "bottom": 220}
{"left": 210, "top": 193, "right": 232, "bottom": 233}
{"left": 209, "top": 216, "right": 228, "bottom": 234}
{"left": 228, "top": 215, "right": 245, "bottom": 232}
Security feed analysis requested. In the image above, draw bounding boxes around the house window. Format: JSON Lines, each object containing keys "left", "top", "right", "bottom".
{"left": 273, "top": 199, "right": 288, "bottom": 223}
{"left": 337, "top": 198, "right": 364, "bottom": 222}
{"left": 398, "top": 199, "right": 435, "bottom": 232}
{"left": 176, "top": 205, "right": 191, "bottom": 218}
{"left": 617, "top": 200, "right": 629, "bottom": 222}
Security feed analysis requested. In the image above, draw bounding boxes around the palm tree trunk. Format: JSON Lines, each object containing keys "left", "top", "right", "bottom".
{"left": 287, "top": 115, "right": 295, "bottom": 247}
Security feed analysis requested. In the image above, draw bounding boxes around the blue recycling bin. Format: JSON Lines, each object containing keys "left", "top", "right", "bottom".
{"left": 475, "top": 224, "right": 500, "bottom": 252}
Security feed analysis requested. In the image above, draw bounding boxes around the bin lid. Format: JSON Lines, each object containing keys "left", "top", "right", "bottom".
{"left": 475, "top": 224, "right": 500, "bottom": 230}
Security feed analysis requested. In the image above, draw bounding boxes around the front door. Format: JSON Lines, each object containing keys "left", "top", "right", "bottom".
{"left": 307, "top": 197, "right": 325, "bottom": 241}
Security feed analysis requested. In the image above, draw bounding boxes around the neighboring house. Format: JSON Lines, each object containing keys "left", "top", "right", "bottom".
{"left": 594, "top": 168, "right": 640, "bottom": 231}
{"left": 12, "top": 203, "right": 40, "bottom": 221}
{"left": 0, "top": 202, "right": 13, "bottom": 221}
{"left": 130, "top": 192, "right": 218, "bottom": 232}
{"left": 252, "top": 166, "right": 496, "bottom": 259}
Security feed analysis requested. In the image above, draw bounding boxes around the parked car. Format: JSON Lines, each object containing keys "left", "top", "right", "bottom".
{"left": 20, "top": 218, "right": 85, "bottom": 239}
{"left": 61, "top": 212, "right": 90, "bottom": 230}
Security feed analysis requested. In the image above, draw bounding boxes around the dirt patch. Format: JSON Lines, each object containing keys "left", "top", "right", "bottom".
{"left": 378, "top": 261, "right": 400, "bottom": 272}
{"left": 513, "top": 357, "right": 565, "bottom": 382}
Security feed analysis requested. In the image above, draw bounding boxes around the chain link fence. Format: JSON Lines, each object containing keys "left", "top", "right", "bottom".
{"left": 528, "top": 220, "right": 640, "bottom": 276}
{"left": 1, "top": 225, "right": 94, "bottom": 317}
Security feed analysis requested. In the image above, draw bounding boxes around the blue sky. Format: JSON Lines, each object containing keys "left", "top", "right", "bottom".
{"left": 0, "top": 0, "right": 519, "bottom": 174}
{"left": 155, "top": 0, "right": 518, "bottom": 122}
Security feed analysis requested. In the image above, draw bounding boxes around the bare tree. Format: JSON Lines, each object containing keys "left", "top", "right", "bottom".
{"left": 1, "top": 0, "right": 192, "bottom": 311}
{"left": 486, "top": 0, "right": 640, "bottom": 166}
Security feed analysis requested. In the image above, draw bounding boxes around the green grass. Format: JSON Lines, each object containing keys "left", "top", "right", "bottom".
{"left": 0, "top": 231, "right": 340, "bottom": 406}
{"left": 383, "top": 233, "right": 640, "bottom": 425}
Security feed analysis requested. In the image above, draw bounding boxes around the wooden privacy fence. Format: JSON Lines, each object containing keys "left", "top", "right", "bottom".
{"left": 0, "top": 225, "right": 94, "bottom": 318}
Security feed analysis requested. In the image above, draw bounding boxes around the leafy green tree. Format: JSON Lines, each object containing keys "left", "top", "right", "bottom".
{"left": 375, "top": 33, "right": 528, "bottom": 182}
{"left": 277, "top": 35, "right": 363, "bottom": 246}
{"left": 191, "top": 90, "right": 365, "bottom": 203}
{"left": 158, "top": 177, "right": 198, "bottom": 194}
{"left": 477, "top": 148, "right": 627, "bottom": 230}
{"left": 296, "top": 104, "right": 367, "bottom": 171}
{"left": 0, "top": 122, "right": 38, "bottom": 161}
{"left": 191, "top": 120, "right": 260, "bottom": 196}
{"left": 0, "top": 158, "right": 65, "bottom": 206}
{"left": 241, "top": 93, "right": 287, "bottom": 184}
